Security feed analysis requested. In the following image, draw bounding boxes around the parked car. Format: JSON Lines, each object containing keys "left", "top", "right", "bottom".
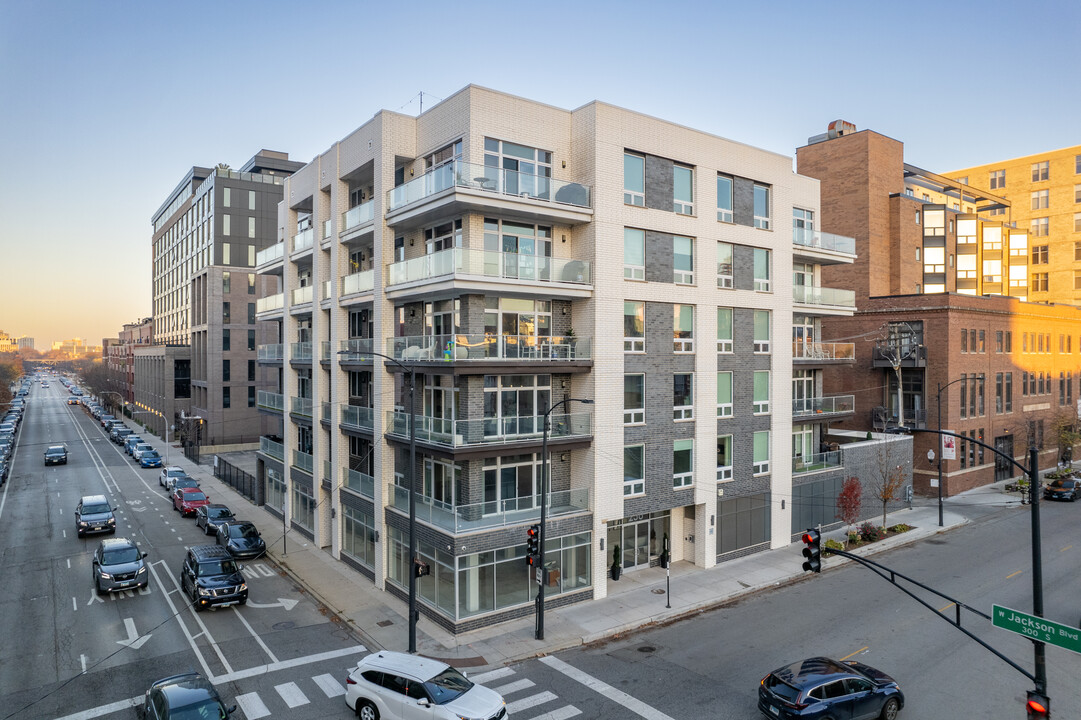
{"left": 111, "top": 426, "right": 134, "bottom": 445}
{"left": 100, "top": 414, "right": 116, "bottom": 428}
{"left": 44, "top": 445, "right": 68, "bottom": 465}
{"left": 173, "top": 487, "right": 211, "bottom": 516}
{"left": 178, "top": 545, "right": 247, "bottom": 611}
{"left": 92, "top": 537, "right": 148, "bottom": 594}
{"left": 132, "top": 443, "right": 155, "bottom": 461}
{"left": 139, "top": 450, "right": 163, "bottom": 468}
{"left": 758, "top": 657, "right": 904, "bottom": 720}
{"left": 66, "top": 397, "right": 79, "bottom": 405}
{"left": 75, "top": 495, "right": 116, "bottom": 537}
{"left": 171, "top": 478, "right": 199, "bottom": 494}
{"left": 215, "top": 520, "right": 266, "bottom": 559}
{"left": 345, "top": 650, "right": 508, "bottom": 720}
{"left": 160, "top": 465, "right": 187, "bottom": 488}
{"left": 143, "top": 671, "right": 236, "bottom": 719}
{"left": 195, "top": 504, "right": 235, "bottom": 536}
{"left": 0, "top": 457, "right": 9, "bottom": 485}
{"left": 124, "top": 436, "right": 145, "bottom": 455}
{"left": 1043, "top": 477, "right": 1079, "bottom": 502}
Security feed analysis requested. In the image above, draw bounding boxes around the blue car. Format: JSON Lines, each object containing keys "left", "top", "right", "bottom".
{"left": 758, "top": 657, "right": 903, "bottom": 720}
{"left": 139, "top": 451, "right": 163, "bottom": 468}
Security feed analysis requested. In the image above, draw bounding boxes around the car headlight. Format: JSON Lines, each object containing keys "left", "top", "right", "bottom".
{"left": 99, "top": 572, "right": 112, "bottom": 579}
{"left": 238, "top": 583, "right": 247, "bottom": 592}
{"left": 78, "top": 521, "right": 89, "bottom": 528}
{"left": 137, "top": 566, "right": 147, "bottom": 575}
{"left": 198, "top": 587, "right": 213, "bottom": 597}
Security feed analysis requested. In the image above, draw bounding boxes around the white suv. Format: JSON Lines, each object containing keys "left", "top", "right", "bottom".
{"left": 345, "top": 651, "right": 507, "bottom": 720}
{"left": 160, "top": 466, "right": 186, "bottom": 488}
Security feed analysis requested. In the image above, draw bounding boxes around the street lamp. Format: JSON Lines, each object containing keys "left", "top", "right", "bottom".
{"left": 536, "top": 396, "right": 593, "bottom": 641}
{"left": 935, "top": 377, "right": 969, "bottom": 527}
{"left": 339, "top": 348, "right": 418, "bottom": 653}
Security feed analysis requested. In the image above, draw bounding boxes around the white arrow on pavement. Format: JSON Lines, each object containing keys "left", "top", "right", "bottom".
{"left": 117, "top": 617, "right": 152, "bottom": 650}
{"left": 244, "top": 598, "right": 299, "bottom": 611}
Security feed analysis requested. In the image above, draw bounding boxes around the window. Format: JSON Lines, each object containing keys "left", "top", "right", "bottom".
{"left": 222, "top": 386, "right": 231, "bottom": 409}
{"left": 753, "top": 184, "right": 771, "bottom": 229}
{"left": 223, "top": 215, "right": 231, "bottom": 237}
{"left": 1077, "top": 155, "right": 1081, "bottom": 174}
{"left": 624, "top": 228, "right": 645, "bottom": 280}
{"left": 248, "top": 359, "right": 255, "bottom": 382}
{"left": 793, "top": 208, "right": 814, "bottom": 243}
{"left": 1075, "top": 213, "right": 1081, "bottom": 232}
{"left": 674, "top": 304, "right": 694, "bottom": 352}
{"left": 223, "top": 187, "right": 231, "bottom": 207}
{"left": 222, "top": 241, "right": 231, "bottom": 264}
{"left": 989, "top": 169, "right": 1005, "bottom": 189}
{"left": 753, "top": 431, "right": 770, "bottom": 475}
{"left": 673, "top": 236, "right": 694, "bottom": 284}
{"left": 1032, "top": 245, "right": 1049, "bottom": 264}
{"left": 717, "top": 307, "right": 733, "bottom": 353}
{"left": 222, "top": 359, "right": 230, "bottom": 382}
{"left": 247, "top": 329, "right": 255, "bottom": 351}
{"left": 1032, "top": 161, "right": 1049, "bottom": 182}
{"left": 753, "top": 310, "right": 771, "bottom": 353}
{"left": 1074, "top": 271, "right": 1081, "bottom": 291}
{"left": 717, "top": 435, "right": 733, "bottom": 480}
{"left": 1075, "top": 185, "right": 1081, "bottom": 204}
{"left": 248, "top": 244, "right": 255, "bottom": 266}
{"left": 961, "top": 328, "right": 968, "bottom": 353}
{"left": 1005, "top": 373, "right": 1012, "bottom": 412}
{"left": 1032, "top": 273, "right": 1048, "bottom": 292}
{"left": 222, "top": 301, "right": 231, "bottom": 324}
{"left": 248, "top": 386, "right": 255, "bottom": 408}
{"left": 1005, "top": 331, "right": 1012, "bottom": 352}
{"left": 624, "top": 445, "right": 644, "bottom": 496}
{"left": 222, "top": 271, "right": 231, "bottom": 294}
{"left": 624, "top": 374, "right": 644, "bottom": 424}
{"left": 222, "top": 329, "right": 230, "bottom": 351}
{"left": 247, "top": 303, "right": 255, "bottom": 324}
{"left": 717, "top": 241, "right": 733, "bottom": 288}
{"left": 996, "top": 372, "right": 1003, "bottom": 413}
{"left": 753, "top": 248, "right": 771, "bottom": 291}
{"left": 673, "top": 439, "right": 693, "bottom": 488}
{"left": 673, "top": 165, "right": 694, "bottom": 215}
{"left": 624, "top": 153, "right": 645, "bottom": 206}
{"left": 248, "top": 216, "right": 256, "bottom": 239}
{"left": 1032, "top": 189, "right": 1049, "bottom": 210}
{"left": 978, "top": 330, "right": 985, "bottom": 353}
{"left": 624, "top": 301, "right": 644, "bottom": 352}
{"left": 915, "top": 210, "right": 920, "bottom": 225}
{"left": 248, "top": 190, "right": 255, "bottom": 210}
{"left": 996, "top": 330, "right": 1003, "bottom": 353}
{"left": 753, "top": 371, "right": 770, "bottom": 414}
{"left": 717, "top": 175, "right": 734, "bottom": 222}
{"left": 1031, "top": 217, "right": 1049, "bottom": 237}
{"left": 248, "top": 273, "right": 256, "bottom": 294}
{"left": 673, "top": 373, "right": 694, "bottom": 420}
{"left": 717, "top": 372, "right": 733, "bottom": 418}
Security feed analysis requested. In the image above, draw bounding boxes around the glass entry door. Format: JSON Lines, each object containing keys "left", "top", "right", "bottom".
{"left": 621, "top": 520, "right": 650, "bottom": 571}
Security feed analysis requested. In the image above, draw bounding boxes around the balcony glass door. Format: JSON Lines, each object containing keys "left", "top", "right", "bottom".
{"left": 482, "top": 454, "right": 538, "bottom": 514}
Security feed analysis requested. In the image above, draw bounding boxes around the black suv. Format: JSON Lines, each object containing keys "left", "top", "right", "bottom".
{"left": 179, "top": 545, "right": 248, "bottom": 612}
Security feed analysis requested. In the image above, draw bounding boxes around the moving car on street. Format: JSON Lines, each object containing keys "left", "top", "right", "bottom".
{"left": 44, "top": 444, "right": 68, "bottom": 465}
{"left": 178, "top": 545, "right": 247, "bottom": 611}
{"left": 143, "top": 671, "right": 236, "bottom": 719}
{"left": 92, "top": 537, "right": 148, "bottom": 594}
{"left": 75, "top": 495, "right": 116, "bottom": 537}
{"left": 758, "top": 657, "right": 903, "bottom": 720}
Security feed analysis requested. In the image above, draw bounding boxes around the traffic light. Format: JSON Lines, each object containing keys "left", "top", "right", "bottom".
{"left": 413, "top": 558, "right": 430, "bottom": 578}
{"left": 801, "top": 529, "right": 821, "bottom": 573}
{"left": 1026, "top": 690, "right": 1050, "bottom": 719}
{"left": 526, "top": 524, "right": 540, "bottom": 566}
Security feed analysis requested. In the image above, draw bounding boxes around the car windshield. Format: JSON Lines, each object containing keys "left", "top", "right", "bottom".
{"left": 47, "top": 447, "right": 65, "bottom": 454}
{"left": 423, "top": 666, "right": 474, "bottom": 704}
{"left": 83, "top": 503, "right": 111, "bottom": 514}
{"left": 168, "top": 469, "right": 185, "bottom": 477}
{"left": 143, "top": 452, "right": 160, "bottom": 459}
{"left": 185, "top": 492, "right": 207, "bottom": 502}
{"left": 103, "top": 547, "right": 140, "bottom": 564}
{"left": 170, "top": 698, "right": 225, "bottom": 720}
{"left": 136, "top": 445, "right": 152, "bottom": 451}
{"left": 201, "top": 559, "right": 238, "bottom": 575}
{"left": 229, "top": 524, "right": 259, "bottom": 539}
{"left": 209, "top": 507, "right": 233, "bottom": 519}
{"left": 764, "top": 675, "right": 801, "bottom": 702}
{"left": 1050, "top": 479, "right": 1075, "bottom": 488}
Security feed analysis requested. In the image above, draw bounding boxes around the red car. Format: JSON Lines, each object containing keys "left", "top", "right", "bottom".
{"left": 173, "top": 487, "right": 211, "bottom": 516}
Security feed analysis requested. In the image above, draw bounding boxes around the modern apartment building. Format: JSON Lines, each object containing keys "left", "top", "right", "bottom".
{"left": 107, "top": 318, "right": 153, "bottom": 404}
{"left": 150, "top": 150, "right": 304, "bottom": 448}
{"left": 797, "top": 124, "right": 1078, "bottom": 495}
{"left": 254, "top": 85, "right": 876, "bottom": 633}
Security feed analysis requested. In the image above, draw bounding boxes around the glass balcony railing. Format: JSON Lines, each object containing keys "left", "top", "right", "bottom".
{"left": 323, "top": 460, "right": 332, "bottom": 482}
{"left": 323, "top": 219, "right": 332, "bottom": 240}
{"left": 255, "top": 241, "right": 284, "bottom": 266}
{"left": 388, "top": 484, "right": 589, "bottom": 534}
{"left": 322, "top": 401, "right": 332, "bottom": 423}
{"left": 340, "top": 338, "right": 374, "bottom": 357}
{"left": 387, "top": 159, "right": 591, "bottom": 212}
{"left": 290, "top": 342, "right": 312, "bottom": 362}
{"left": 342, "top": 200, "right": 374, "bottom": 232}
{"left": 792, "top": 228, "right": 857, "bottom": 255}
{"left": 292, "top": 450, "right": 313, "bottom": 474}
{"left": 259, "top": 436, "right": 284, "bottom": 461}
{"left": 321, "top": 341, "right": 332, "bottom": 361}
{"left": 257, "top": 344, "right": 283, "bottom": 361}
{"left": 291, "top": 396, "right": 313, "bottom": 417}
{"left": 387, "top": 334, "right": 591, "bottom": 362}
{"left": 323, "top": 280, "right": 332, "bottom": 301}
{"left": 292, "top": 227, "right": 314, "bottom": 253}
{"left": 387, "top": 247, "right": 591, "bottom": 287}
{"left": 793, "top": 285, "right": 856, "bottom": 308}
{"left": 385, "top": 411, "right": 592, "bottom": 447}
{"left": 791, "top": 341, "right": 856, "bottom": 361}
{"left": 341, "top": 404, "right": 375, "bottom": 431}
{"left": 257, "top": 391, "right": 284, "bottom": 412}
{"left": 343, "top": 467, "right": 375, "bottom": 498}
{"left": 292, "top": 285, "right": 313, "bottom": 306}
{"left": 792, "top": 395, "right": 855, "bottom": 417}
{"left": 342, "top": 269, "right": 374, "bottom": 295}
{"left": 256, "top": 293, "right": 284, "bottom": 313}
{"left": 793, "top": 450, "right": 843, "bottom": 474}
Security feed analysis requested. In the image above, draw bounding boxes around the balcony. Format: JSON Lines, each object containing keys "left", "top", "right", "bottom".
{"left": 256, "top": 293, "right": 284, "bottom": 315}
{"left": 387, "top": 248, "right": 591, "bottom": 297}
{"left": 292, "top": 227, "right": 314, "bottom": 254}
{"left": 341, "top": 404, "right": 375, "bottom": 432}
{"left": 291, "top": 396, "right": 313, "bottom": 418}
{"left": 343, "top": 466, "right": 375, "bottom": 498}
{"left": 322, "top": 280, "right": 333, "bottom": 302}
{"left": 792, "top": 341, "right": 856, "bottom": 363}
{"left": 257, "top": 344, "right": 284, "bottom": 362}
{"left": 341, "top": 200, "right": 375, "bottom": 237}
{"left": 291, "top": 285, "right": 313, "bottom": 307}
{"left": 290, "top": 342, "right": 312, "bottom": 363}
{"left": 873, "top": 407, "right": 927, "bottom": 430}
{"left": 385, "top": 411, "right": 592, "bottom": 449}
{"left": 341, "top": 269, "right": 374, "bottom": 297}
{"left": 385, "top": 159, "right": 592, "bottom": 230}
{"left": 255, "top": 241, "right": 284, "bottom": 268}
{"left": 257, "top": 391, "right": 284, "bottom": 412}
{"left": 259, "top": 436, "right": 284, "bottom": 461}
{"left": 793, "top": 450, "right": 843, "bottom": 475}
{"left": 872, "top": 343, "right": 927, "bottom": 368}
{"left": 321, "top": 341, "right": 332, "bottom": 362}
{"left": 292, "top": 450, "right": 313, "bottom": 474}
{"left": 793, "top": 285, "right": 856, "bottom": 312}
{"left": 792, "top": 228, "right": 857, "bottom": 264}
{"left": 388, "top": 334, "right": 591, "bottom": 364}
{"left": 792, "top": 394, "right": 855, "bottom": 419}
{"left": 388, "top": 485, "right": 589, "bottom": 534}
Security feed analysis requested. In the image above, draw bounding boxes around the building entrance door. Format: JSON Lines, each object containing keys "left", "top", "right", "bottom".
{"left": 621, "top": 520, "right": 650, "bottom": 572}
{"left": 994, "top": 435, "right": 1014, "bottom": 482}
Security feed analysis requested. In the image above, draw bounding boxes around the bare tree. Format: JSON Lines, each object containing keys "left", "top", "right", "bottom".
{"left": 869, "top": 438, "right": 907, "bottom": 528}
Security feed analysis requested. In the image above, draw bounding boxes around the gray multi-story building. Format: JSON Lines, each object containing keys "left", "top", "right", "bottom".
{"left": 255, "top": 86, "right": 859, "bottom": 633}
{"left": 150, "top": 150, "right": 303, "bottom": 448}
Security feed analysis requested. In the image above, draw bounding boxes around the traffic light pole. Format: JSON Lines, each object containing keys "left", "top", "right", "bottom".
{"left": 1027, "top": 445, "right": 1047, "bottom": 699}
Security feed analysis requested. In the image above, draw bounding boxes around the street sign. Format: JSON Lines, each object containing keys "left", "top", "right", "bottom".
{"left": 992, "top": 604, "right": 1081, "bottom": 655}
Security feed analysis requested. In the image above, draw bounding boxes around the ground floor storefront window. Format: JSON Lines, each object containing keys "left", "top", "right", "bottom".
{"left": 265, "top": 467, "right": 285, "bottom": 512}
{"left": 291, "top": 484, "right": 315, "bottom": 533}
{"left": 341, "top": 505, "right": 377, "bottom": 569}
{"left": 717, "top": 493, "right": 770, "bottom": 556}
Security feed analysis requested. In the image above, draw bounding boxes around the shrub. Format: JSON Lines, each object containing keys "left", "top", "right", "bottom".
{"left": 888, "top": 523, "right": 912, "bottom": 533}
{"left": 824, "top": 538, "right": 845, "bottom": 556}
{"left": 847, "top": 531, "right": 860, "bottom": 546}
{"left": 858, "top": 522, "right": 885, "bottom": 542}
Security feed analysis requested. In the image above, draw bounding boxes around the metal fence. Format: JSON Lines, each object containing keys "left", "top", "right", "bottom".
{"left": 214, "top": 456, "right": 262, "bottom": 505}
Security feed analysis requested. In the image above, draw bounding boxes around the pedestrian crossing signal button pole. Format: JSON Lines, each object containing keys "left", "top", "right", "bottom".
{"left": 801, "top": 529, "right": 821, "bottom": 573}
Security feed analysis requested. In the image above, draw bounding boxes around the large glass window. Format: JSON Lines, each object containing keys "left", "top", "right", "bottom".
{"left": 624, "top": 374, "right": 645, "bottom": 425}
{"left": 484, "top": 137, "right": 551, "bottom": 199}
{"left": 482, "top": 219, "right": 551, "bottom": 281}
{"left": 674, "top": 373, "right": 694, "bottom": 420}
{"left": 793, "top": 207, "right": 814, "bottom": 242}
{"left": 753, "top": 184, "right": 771, "bottom": 229}
{"left": 753, "top": 371, "right": 771, "bottom": 414}
{"left": 717, "top": 175, "right": 733, "bottom": 222}
{"left": 753, "top": 248, "right": 771, "bottom": 291}
{"left": 753, "top": 310, "right": 771, "bottom": 353}
{"left": 674, "top": 304, "right": 694, "bottom": 352}
{"left": 717, "top": 435, "right": 733, "bottom": 480}
{"left": 674, "top": 165, "right": 694, "bottom": 215}
{"left": 717, "top": 372, "right": 733, "bottom": 418}
{"left": 624, "top": 301, "right": 644, "bottom": 352}
{"left": 717, "top": 307, "right": 733, "bottom": 353}
{"left": 624, "top": 153, "right": 645, "bottom": 206}
{"left": 624, "top": 445, "right": 644, "bottom": 496}
{"left": 1032, "top": 161, "right": 1049, "bottom": 182}
{"left": 482, "top": 454, "right": 540, "bottom": 513}
{"left": 673, "top": 236, "right": 694, "bottom": 284}
{"left": 624, "top": 228, "right": 645, "bottom": 280}
{"left": 341, "top": 505, "right": 377, "bottom": 570}
{"left": 753, "top": 431, "right": 770, "bottom": 475}
{"left": 717, "top": 493, "right": 770, "bottom": 555}
{"left": 717, "top": 241, "right": 734, "bottom": 288}
{"left": 291, "top": 484, "right": 315, "bottom": 533}
{"left": 483, "top": 375, "right": 550, "bottom": 438}
{"left": 673, "top": 439, "right": 694, "bottom": 488}
{"left": 990, "top": 169, "right": 1005, "bottom": 189}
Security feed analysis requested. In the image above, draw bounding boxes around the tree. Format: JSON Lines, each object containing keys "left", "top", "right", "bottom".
{"left": 835, "top": 476, "right": 862, "bottom": 529}
{"left": 78, "top": 360, "right": 112, "bottom": 401}
{"left": 869, "top": 437, "right": 908, "bottom": 528}
{"left": 1052, "top": 408, "right": 1081, "bottom": 465}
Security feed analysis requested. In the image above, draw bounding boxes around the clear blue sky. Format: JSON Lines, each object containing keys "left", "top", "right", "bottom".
{"left": 1, "top": 0, "right": 1078, "bottom": 349}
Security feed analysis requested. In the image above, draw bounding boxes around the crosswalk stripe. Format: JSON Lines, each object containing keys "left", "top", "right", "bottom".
{"left": 506, "top": 690, "right": 557, "bottom": 713}
{"left": 234, "top": 692, "right": 271, "bottom": 720}
{"left": 533, "top": 706, "right": 582, "bottom": 720}
{"left": 539, "top": 656, "right": 677, "bottom": 720}
{"left": 493, "top": 678, "right": 535, "bottom": 695}
{"left": 313, "top": 673, "right": 347, "bottom": 697}
{"left": 275, "top": 681, "right": 309, "bottom": 708}
{"left": 470, "top": 666, "right": 515, "bottom": 684}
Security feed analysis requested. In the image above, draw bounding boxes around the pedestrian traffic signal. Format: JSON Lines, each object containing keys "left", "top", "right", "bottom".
{"left": 1026, "top": 690, "right": 1050, "bottom": 719}
{"left": 526, "top": 524, "right": 540, "bottom": 566}
{"left": 801, "top": 529, "right": 821, "bottom": 573}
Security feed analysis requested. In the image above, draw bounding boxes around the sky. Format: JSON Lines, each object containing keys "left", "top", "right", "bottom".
{"left": 1, "top": 0, "right": 1078, "bottom": 349}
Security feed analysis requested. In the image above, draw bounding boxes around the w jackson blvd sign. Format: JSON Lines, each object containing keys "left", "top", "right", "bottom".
{"left": 992, "top": 604, "right": 1081, "bottom": 655}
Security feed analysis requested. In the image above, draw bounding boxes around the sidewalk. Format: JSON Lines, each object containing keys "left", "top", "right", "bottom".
{"left": 167, "top": 449, "right": 1024, "bottom": 672}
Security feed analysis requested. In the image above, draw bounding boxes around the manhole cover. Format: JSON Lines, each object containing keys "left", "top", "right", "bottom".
{"left": 272, "top": 621, "right": 295, "bottom": 631}
{"left": 637, "top": 645, "right": 656, "bottom": 653}
{"left": 651, "top": 588, "right": 666, "bottom": 595}
{"left": 377, "top": 619, "right": 394, "bottom": 627}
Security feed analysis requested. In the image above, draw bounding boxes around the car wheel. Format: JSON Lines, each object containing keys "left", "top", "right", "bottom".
{"left": 880, "top": 698, "right": 901, "bottom": 720}
{"left": 355, "top": 699, "right": 378, "bottom": 720}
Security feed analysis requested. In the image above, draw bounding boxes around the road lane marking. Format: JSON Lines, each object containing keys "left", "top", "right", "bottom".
{"left": 275, "top": 681, "right": 309, "bottom": 708}
{"left": 472, "top": 667, "right": 515, "bottom": 683}
{"left": 506, "top": 691, "right": 558, "bottom": 714}
{"left": 144, "top": 560, "right": 218, "bottom": 679}
{"left": 939, "top": 602, "right": 956, "bottom": 612}
{"left": 80, "top": 654, "right": 87, "bottom": 672}
{"left": 539, "top": 656, "right": 677, "bottom": 720}
{"left": 1061, "top": 545, "right": 1073, "bottom": 552}
{"left": 230, "top": 604, "right": 279, "bottom": 663}
{"left": 1006, "top": 570, "right": 1023, "bottom": 579}
{"left": 536, "top": 706, "right": 582, "bottom": 720}
{"left": 313, "top": 673, "right": 346, "bottom": 697}
{"left": 235, "top": 692, "right": 271, "bottom": 719}
{"left": 494, "top": 678, "right": 535, "bottom": 695}
{"left": 212, "top": 645, "right": 368, "bottom": 684}
{"left": 839, "top": 646, "right": 868, "bottom": 661}
{"left": 67, "top": 558, "right": 71, "bottom": 568}
{"left": 72, "top": 597, "right": 77, "bottom": 611}
{"left": 52, "top": 695, "right": 141, "bottom": 720}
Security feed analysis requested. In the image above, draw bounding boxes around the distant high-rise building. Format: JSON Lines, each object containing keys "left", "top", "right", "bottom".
{"left": 16, "top": 336, "right": 34, "bottom": 350}
{"left": 0, "top": 331, "right": 15, "bottom": 353}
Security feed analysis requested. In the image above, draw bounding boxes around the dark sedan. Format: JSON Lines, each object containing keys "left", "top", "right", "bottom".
{"left": 216, "top": 520, "right": 267, "bottom": 559}
{"left": 1043, "top": 477, "right": 1079, "bottom": 501}
{"left": 44, "top": 445, "right": 68, "bottom": 465}
{"left": 143, "top": 671, "right": 235, "bottom": 719}
{"left": 195, "top": 504, "right": 235, "bottom": 536}
{"left": 759, "top": 657, "right": 903, "bottom": 720}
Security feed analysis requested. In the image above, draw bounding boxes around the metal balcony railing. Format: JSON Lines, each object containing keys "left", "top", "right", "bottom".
{"left": 257, "top": 344, "right": 283, "bottom": 361}
{"left": 387, "top": 484, "right": 589, "bottom": 534}
{"left": 290, "top": 397, "right": 313, "bottom": 418}
{"left": 255, "top": 241, "right": 284, "bottom": 266}
{"left": 341, "top": 404, "right": 375, "bottom": 432}
{"left": 387, "top": 334, "right": 591, "bottom": 362}
{"left": 792, "top": 394, "right": 855, "bottom": 417}
{"left": 792, "top": 228, "right": 857, "bottom": 255}
{"left": 257, "top": 391, "right": 284, "bottom": 412}
{"left": 387, "top": 247, "right": 591, "bottom": 287}
{"left": 793, "top": 450, "right": 843, "bottom": 474}
{"left": 793, "top": 285, "right": 856, "bottom": 308}
{"left": 259, "top": 436, "right": 284, "bottom": 461}
{"left": 792, "top": 341, "right": 856, "bottom": 361}
{"left": 292, "top": 450, "right": 313, "bottom": 474}
{"left": 342, "top": 200, "right": 374, "bottom": 232}
{"left": 385, "top": 411, "right": 592, "bottom": 447}
{"left": 256, "top": 293, "right": 284, "bottom": 313}
{"left": 292, "top": 227, "right": 314, "bottom": 253}
{"left": 343, "top": 467, "right": 375, "bottom": 498}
